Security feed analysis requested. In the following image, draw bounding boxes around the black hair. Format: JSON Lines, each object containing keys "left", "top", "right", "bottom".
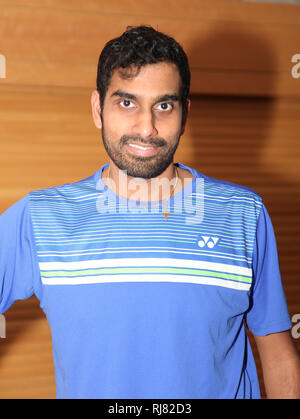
{"left": 96, "top": 25, "right": 190, "bottom": 123}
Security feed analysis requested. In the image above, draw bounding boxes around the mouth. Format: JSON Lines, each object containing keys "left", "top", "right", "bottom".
{"left": 126, "top": 142, "right": 160, "bottom": 157}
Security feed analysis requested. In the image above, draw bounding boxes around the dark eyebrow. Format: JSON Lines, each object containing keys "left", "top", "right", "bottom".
{"left": 111, "top": 90, "right": 180, "bottom": 104}
{"left": 111, "top": 90, "right": 137, "bottom": 100}
{"left": 155, "top": 94, "right": 180, "bottom": 103}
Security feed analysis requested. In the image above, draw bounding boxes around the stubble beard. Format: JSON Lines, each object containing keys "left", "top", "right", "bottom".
{"left": 101, "top": 124, "right": 181, "bottom": 179}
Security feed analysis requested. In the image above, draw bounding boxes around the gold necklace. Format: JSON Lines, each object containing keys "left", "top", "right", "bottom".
{"left": 107, "top": 165, "right": 179, "bottom": 220}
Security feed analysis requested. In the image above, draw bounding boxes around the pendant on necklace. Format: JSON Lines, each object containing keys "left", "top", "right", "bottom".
{"left": 162, "top": 211, "right": 170, "bottom": 220}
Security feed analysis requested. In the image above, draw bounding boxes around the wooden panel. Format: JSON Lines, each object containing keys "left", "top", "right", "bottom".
{"left": 0, "top": 84, "right": 299, "bottom": 398}
{"left": 0, "top": 297, "right": 56, "bottom": 399}
{"left": 0, "top": 0, "right": 299, "bottom": 96}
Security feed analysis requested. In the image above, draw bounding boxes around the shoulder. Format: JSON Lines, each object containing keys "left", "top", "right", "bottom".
{"left": 0, "top": 194, "right": 30, "bottom": 219}
{"left": 28, "top": 173, "right": 97, "bottom": 201}
{"left": 191, "top": 166, "right": 262, "bottom": 202}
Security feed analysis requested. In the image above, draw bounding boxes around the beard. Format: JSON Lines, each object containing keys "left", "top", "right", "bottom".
{"left": 101, "top": 124, "right": 181, "bottom": 179}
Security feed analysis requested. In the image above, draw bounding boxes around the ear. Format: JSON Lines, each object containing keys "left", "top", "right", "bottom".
{"left": 180, "top": 98, "right": 191, "bottom": 136}
{"left": 91, "top": 90, "right": 102, "bottom": 129}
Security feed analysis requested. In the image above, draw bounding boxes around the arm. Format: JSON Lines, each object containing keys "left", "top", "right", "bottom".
{"left": 254, "top": 330, "right": 300, "bottom": 399}
{"left": 0, "top": 196, "right": 37, "bottom": 314}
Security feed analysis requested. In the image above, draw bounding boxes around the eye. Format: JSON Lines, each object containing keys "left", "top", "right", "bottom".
{"left": 120, "top": 99, "right": 135, "bottom": 109}
{"left": 156, "top": 102, "right": 173, "bottom": 111}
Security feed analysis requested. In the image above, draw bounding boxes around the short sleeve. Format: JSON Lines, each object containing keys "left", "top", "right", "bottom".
{"left": 245, "top": 202, "right": 292, "bottom": 336}
{"left": 0, "top": 195, "right": 41, "bottom": 314}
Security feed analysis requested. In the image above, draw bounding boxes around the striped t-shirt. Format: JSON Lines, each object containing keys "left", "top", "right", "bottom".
{"left": 0, "top": 162, "right": 291, "bottom": 398}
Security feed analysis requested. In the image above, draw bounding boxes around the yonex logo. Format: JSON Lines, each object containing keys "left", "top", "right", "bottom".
{"left": 197, "top": 236, "right": 219, "bottom": 249}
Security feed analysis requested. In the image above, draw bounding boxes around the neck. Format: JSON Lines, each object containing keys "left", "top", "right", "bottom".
{"left": 104, "top": 162, "right": 179, "bottom": 202}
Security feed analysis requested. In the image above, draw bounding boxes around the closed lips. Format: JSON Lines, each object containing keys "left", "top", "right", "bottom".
{"left": 126, "top": 142, "right": 159, "bottom": 156}
{"left": 128, "top": 143, "right": 156, "bottom": 149}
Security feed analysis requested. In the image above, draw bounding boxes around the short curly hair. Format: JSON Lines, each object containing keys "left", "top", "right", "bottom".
{"left": 96, "top": 25, "right": 190, "bottom": 123}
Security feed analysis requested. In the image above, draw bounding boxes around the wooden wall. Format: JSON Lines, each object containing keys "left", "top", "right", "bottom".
{"left": 0, "top": 0, "right": 300, "bottom": 96}
{"left": 0, "top": 0, "right": 299, "bottom": 399}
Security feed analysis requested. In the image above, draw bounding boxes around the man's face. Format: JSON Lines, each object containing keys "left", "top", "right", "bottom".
{"left": 97, "top": 62, "right": 186, "bottom": 179}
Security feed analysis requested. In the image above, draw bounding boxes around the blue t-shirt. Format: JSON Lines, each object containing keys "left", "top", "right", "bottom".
{"left": 0, "top": 162, "right": 292, "bottom": 399}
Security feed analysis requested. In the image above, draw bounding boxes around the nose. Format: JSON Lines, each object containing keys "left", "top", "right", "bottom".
{"left": 133, "top": 109, "right": 158, "bottom": 138}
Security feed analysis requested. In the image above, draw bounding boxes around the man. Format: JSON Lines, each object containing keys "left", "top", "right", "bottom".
{"left": 0, "top": 25, "right": 299, "bottom": 399}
